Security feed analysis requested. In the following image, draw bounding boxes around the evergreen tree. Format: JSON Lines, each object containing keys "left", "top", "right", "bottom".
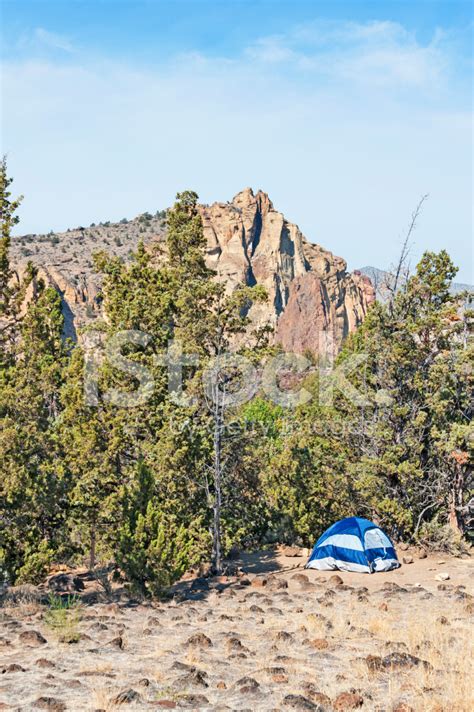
{"left": 1, "top": 286, "right": 69, "bottom": 583}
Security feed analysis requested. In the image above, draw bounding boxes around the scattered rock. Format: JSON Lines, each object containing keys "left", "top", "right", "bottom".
{"left": 155, "top": 702, "right": 176, "bottom": 710}
{"left": 235, "top": 676, "right": 260, "bottom": 693}
{"left": 281, "top": 546, "right": 303, "bottom": 557}
{"left": 216, "top": 681, "right": 227, "bottom": 690}
{"left": 301, "top": 685, "right": 332, "bottom": 707}
{"left": 309, "top": 638, "right": 329, "bottom": 650}
{"left": 226, "top": 636, "right": 246, "bottom": 652}
{"left": 392, "top": 704, "right": 415, "bottom": 712}
{"left": 2, "top": 663, "right": 26, "bottom": 673}
{"left": 333, "top": 692, "right": 364, "bottom": 709}
{"left": 185, "top": 632, "right": 212, "bottom": 649}
{"left": 47, "top": 573, "right": 84, "bottom": 593}
{"left": 381, "top": 582, "right": 403, "bottom": 592}
{"left": 379, "top": 603, "right": 388, "bottom": 611}
{"left": 282, "top": 694, "right": 321, "bottom": 710}
{"left": 266, "top": 577, "right": 288, "bottom": 590}
{"left": 292, "top": 573, "right": 310, "bottom": 584}
{"left": 328, "top": 574, "right": 343, "bottom": 585}
{"left": 366, "top": 655, "right": 383, "bottom": 672}
{"left": 382, "top": 652, "right": 431, "bottom": 670}
{"left": 176, "top": 694, "right": 209, "bottom": 707}
{"left": 417, "top": 549, "right": 427, "bottom": 559}
{"left": 272, "top": 673, "right": 289, "bottom": 683}
{"left": 33, "top": 697, "right": 66, "bottom": 711}
{"left": 112, "top": 689, "right": 141, "bottom": 705}
{"left": 275, "top": 631, "right": 293, "bottom": 642}
{"left": 435, "top": 573, "right": 450, "bottom": 582}
{"left": 107, "top": 636, "right": 124, "bottom": 649}
{"left": 174, "top": 669, "right": 208, "bottom": 688}
{"left": 19, "top": 630, "right": 47, "bottom": 646}
{"left": 251, "top": 577, "right": 268, "bottom": 588}
{"left": 402, "top": 556, "right": 414, "bottom": 564}
{"left": 36, "top": 659, "right": 56, "bottom": 669}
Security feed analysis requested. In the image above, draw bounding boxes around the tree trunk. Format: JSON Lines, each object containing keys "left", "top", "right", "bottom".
{"left": 448, "top": 465, "right": 465, "bottom": 535}
{"left": 89, "top": 526, "right": 96, "bottom": 571}
{"left": 212, "top": 386, "right": 223, "bottom": 574}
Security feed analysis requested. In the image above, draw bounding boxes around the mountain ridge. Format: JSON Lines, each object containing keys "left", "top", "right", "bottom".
{"left": 11, "top": 188, "right": 375, "bottom": 351}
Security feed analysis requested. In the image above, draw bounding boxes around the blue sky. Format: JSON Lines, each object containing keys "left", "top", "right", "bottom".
{"left": 1, "top": 0, "right": 472, "bottom": 281}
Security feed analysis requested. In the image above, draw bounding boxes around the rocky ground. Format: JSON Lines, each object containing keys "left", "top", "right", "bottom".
{"left": 0, "top": 549, "right": 472, "bottom": 712}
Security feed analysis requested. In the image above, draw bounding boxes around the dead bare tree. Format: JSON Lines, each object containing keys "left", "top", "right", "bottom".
{"left": 386, "top": 193, "right": 429, "bottom": 313}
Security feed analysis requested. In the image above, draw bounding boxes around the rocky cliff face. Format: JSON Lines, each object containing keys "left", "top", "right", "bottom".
{"left": 200, "top": 188, "right": 374, "bottom": 353}
{"left": 11, "top": 189, "right": 374, "bottom": 353}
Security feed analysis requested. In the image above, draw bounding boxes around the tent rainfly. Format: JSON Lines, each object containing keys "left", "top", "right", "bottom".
{"left": 305, "top": 517, "right": 400, "bottom": 573}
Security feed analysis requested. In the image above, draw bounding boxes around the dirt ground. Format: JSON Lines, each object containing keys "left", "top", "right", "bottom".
{"left": 1, "top": 549, "right": 472, "bottom": 711}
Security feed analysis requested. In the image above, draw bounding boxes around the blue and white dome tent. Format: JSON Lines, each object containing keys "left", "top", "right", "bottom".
{"left": 305, "top": 517, "right": 400, "bottom": 573}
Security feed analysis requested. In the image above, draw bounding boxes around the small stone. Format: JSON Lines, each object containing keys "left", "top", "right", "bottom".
{"left": 282, "top": 694, "right": 320, "bottom": 710}
{"left": 36, "top": 659, "right": 56, "bottom": 669}
{"left": 176, "top": 694, "right": 209, "bottom": 707}
{"left": 399, "top": 543, "right": 409, "bottom": 551}
{"left": 216, "top": 681, "right": 227, "bottom": 689}
{"left": 333, "top": 691, "right": 364, "bottom": 709}
{"left": 392, "top": 704, "right": 415, "bottom": 712}
{"left": 437, "top": 616, "right": 449, "bottom": 625}
{"left": 185, "top": 632, "right": 212, "bottom": 649}
{"left": 2, "top": 663, "right": 26, "bottom": 673}
{"left": 282, "top": 546, "right": 303, "bottom": 557}
{"left": 291, "top": 573, "right": 309, "bottom": 584}
{"left": 20, "top": 630, "right": 47, "bottom": 646}
{"left": 402, "top": 556, "right": 414, "bottom": 564}
{"left": 366, "top": 655, "right": 383, "bottom": 671}
{"left": 267, "top": 576, "right": 288, "bottom": 590}
{"left": 174, "top": 669, "right": 208, "bottom": 689}
{"left": 33, "top": 697, "right": 66, "bottom": 711}
{"left": 302, "top": 687, "right": 332, "bottom": 707}
{"left": 272, "top": 673, "right": 288, "bottom": 683}
{"left": 112, "top": 689, "right": 141, "bottom": 705}
{"left": 418, "top": 549, "right": 427, "bottom": 559}
{"left": 107, "top": 636, "right": 124, "bottom": 649}
{"left": 226, "top": 636, "right": 246, "bottom": 652}
{"left": 276, "top": 631, "right": 293, "bottom": 642}
{"left": 309, "top": 638, "right": 329, "bottom": 650}
{"left": 235, "top": 676, "right": 259, "bottom": 693}
{"left": 251, "top": 577, "right": 268, "bottom": 588}
{"left": 382, "top": 652, "right": 430, "bottom": 670}
{"left": 379, "top": 603, "right": 389, "bottom": 611}
{"left": 435, "top": 573, "right": 450, "bottom": 581}
{"left": 328, "top": 574, "right": 343, "bottom": 585}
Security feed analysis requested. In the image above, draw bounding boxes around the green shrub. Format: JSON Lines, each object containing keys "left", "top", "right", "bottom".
{"left": 44, "top": 593, "right": 81, "bottom": 643}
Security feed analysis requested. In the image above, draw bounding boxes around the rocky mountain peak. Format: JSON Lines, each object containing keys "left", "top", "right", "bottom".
{"left": 10, "top": 190, "right": 374, "bottom": 352}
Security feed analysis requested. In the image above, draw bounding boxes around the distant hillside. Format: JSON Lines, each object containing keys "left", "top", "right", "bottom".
{"left": 359, "top": 266, "right": 473, "bottom": 302}
{"left": 11, "top": 189, "right": 375, "bottom": 351}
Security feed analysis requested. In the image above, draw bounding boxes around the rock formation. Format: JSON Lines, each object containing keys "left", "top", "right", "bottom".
{"left": 200, "top": 188, "right": 374, "bottom": 353}
{"left": 10, "top": 189, "right": 374, "bottom": 353}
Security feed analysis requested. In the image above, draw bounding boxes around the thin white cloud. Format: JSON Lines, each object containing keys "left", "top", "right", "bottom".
{"left": 2, "top": 18, "right": 472, "bottom": 282}
{"left": 244, "top": 20, "right": 455, "bottom": 89}
{"left": 32, "top": 27, "right": 74, "bottom": 53}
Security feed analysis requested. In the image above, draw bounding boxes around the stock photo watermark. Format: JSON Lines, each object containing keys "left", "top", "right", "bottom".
{"left": 82, "top": 329, "right": 379, "bottom": 411}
